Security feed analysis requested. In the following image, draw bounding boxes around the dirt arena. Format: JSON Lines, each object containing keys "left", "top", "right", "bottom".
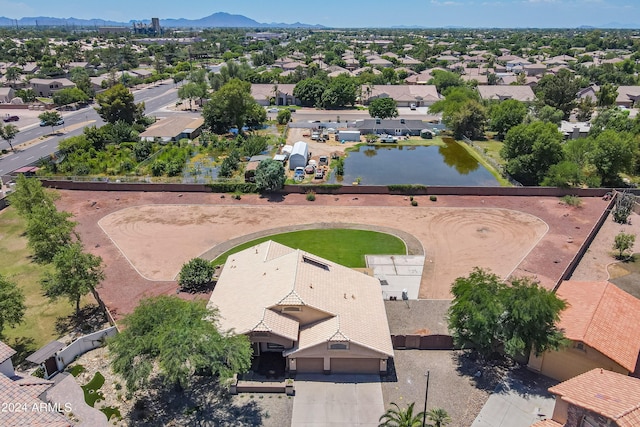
{"left": 54, "top": 191, "right": 609, "bottom": 319}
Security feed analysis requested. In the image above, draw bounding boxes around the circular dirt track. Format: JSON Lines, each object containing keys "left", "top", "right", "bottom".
{"left": 54, "top": 191, "right": 609, "bottom": 317}
{"left": 98, "top": 204, "right": 547, "bottom": 299}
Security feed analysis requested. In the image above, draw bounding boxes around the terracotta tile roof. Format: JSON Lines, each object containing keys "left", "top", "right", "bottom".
{"left": 0, "top": 373, "right": 72, "bottom": 427}
{"left": 549, "top": 369, "right": 640, "bottom": 427}
{"left": 477, "top": 85, "right": 536, "bottom": 102}
{"left": 209, "top": 241, "right": 394, "bottom": 357}
{"left": 10, "top": 375, "right": 55, "bottom": 398}
{"left": 251, "top": 310, "right": 300, "bottom": 342}
{"left": 530, "top": 420, "right": 562, "bottom": 427}
{"left": 556, "top": 281, "right": 640, "bottom": 372}
{"left": 0, "top": 341, "right": 16, "bottom": 363}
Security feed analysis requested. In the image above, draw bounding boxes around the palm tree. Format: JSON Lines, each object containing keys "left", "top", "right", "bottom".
{"left": 379, "top": 402, "right": 424, "bottom": 427}
{"left": 426, "top": 408, "right": 451, "bottom": 427}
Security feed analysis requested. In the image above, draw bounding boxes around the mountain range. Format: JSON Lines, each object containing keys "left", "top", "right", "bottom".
{"left": 0, "top": 12, "right": 325, "bottom": 29}
{"left": 0, "top": 12, "right": 636, "bottom": 29}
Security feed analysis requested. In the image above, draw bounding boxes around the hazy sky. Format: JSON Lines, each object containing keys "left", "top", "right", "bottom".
{"left": 1, "top": 0, "right": 638, "bottom": 27}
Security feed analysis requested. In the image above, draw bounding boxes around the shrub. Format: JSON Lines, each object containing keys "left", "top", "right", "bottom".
{"left": 232, "top": 192, "right": 242, "bottom": 200}
{"left": 430, "top": 195, "right": 438, "bottom": 202}
{"left": 207, "top": 182, "right": 257, "bottom": 193}
{"left": 306, "top": 191, "right": 316, "bottom": 201}
{"left": 561, "top": 195, "right": 582, "bottom": 207}
{"left": 388, "top": 184, "right": 427, "bottom": 195}
{"left": 178, "top": 258, "right": 215, "bottom": 292}
{"left": 409, "top": 196, "right": 414, "bottom": 201}
{"left": 411, "top": 200, "right": 418, "bottom": 206}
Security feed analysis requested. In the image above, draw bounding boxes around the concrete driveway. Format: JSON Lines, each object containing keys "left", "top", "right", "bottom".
{"left": 291, "top": 374, "right": 384, "bottom": 427}
{"left": 471, "top": 372, "right": 557, "bottom": 427}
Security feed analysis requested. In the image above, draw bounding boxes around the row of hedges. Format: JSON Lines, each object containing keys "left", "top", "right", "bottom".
{"left": 206, "top": 182, "right": 258, "bottom": 193}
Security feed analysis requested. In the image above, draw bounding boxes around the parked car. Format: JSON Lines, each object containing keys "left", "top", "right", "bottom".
{"left": 3, "top": 115, "right": 19, "bottom": 122}
{"left": 410, "top": 103, "right": 417, "bottom": 110}
{"left": 40, "top": 119, "right": 64, "bottom": 127}
{"left": 294, "top": 167, "right": 305, "bottom": 178}
{"left": 267, "top": 108, "right": 279, "bottom": 113}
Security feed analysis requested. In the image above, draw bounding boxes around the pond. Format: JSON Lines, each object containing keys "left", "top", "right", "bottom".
{"left": 328, "top": 143, "right": 500, "bottom": 186}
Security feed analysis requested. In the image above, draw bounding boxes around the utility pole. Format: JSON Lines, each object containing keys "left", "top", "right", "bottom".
{"left": 422, "top": 371, "right": 430, "bottom": 427}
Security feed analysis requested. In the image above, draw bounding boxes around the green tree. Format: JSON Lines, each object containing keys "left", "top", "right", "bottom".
{"left": 428, "top": 70, "right": 464, "bottom": 93}
{"left": 25, "top": 202, "right": 77, "bottom": 263}
{"left": 501, "top": 121, "right": 565, "bottom": 185}
{"left": 500, "top": 276, "right": 567, "bottom": 357}
{"left": 369, "top": 97, "right": 399, "bottom": 119}
{"left": 0, "top": 122, "right": 19, "bottom": 152}
{"left": 613, "top": 232, "right": 635, "bottom": 259}
{"left": 535, "top": 69, "right": 579, "bottom": 119}
{"left": 0, "top": 274, "right": 26, "bottom": 339}
{"left": 576, "top": 98, "right": 595, "bottom": 122}
{"left": 203, "top": 79, "right": 265, "bottom": 134}
{"left": 448, "top": 268, "right": 504, "bottom": 356}
{"left": 448, "top": 268, "right": 567, "bottom": 359}
{"left": 447, "top": 100, "right": 487, "bottom": 140}
{"left": 255, "top": 158, "right": 285, "bottom": 192}
{"left": 293, "top": 78, "right": 327, "bottom": 107}
{"left": 4, "top": 66, "right": 21, "bottom": 86}
{"left": 378, "top": 402, "right": 424, "bottom": 427}
{"left": 38, "top": 111, "right": 63, "bottom": 134}
{"left": 532, "top": 105, "right": 563, "bottom": 126}
{"left": 95, "top": 83, "right": 144, "bottom": 124}
{"left": 276, "top": 109, "right": 291, "bottom": 125}
{"left": 108, "top": 296, "right": 252, "bottom": 392}
{"left": 177, "top": 82, "right": 207, "bottom": 110}
{"left": 242, "top": 134, "right": 269, "bottom": 157}
{"left": 489, "top": 99, "right": 527, "bottom": 140}
{"left": 41, "top": 242, "right": 104, "bottom": 315}
{"left": 320, "top": 75, "right": 357, "bottom": 108}
{"left": 69, "top": 67, "right": 94, "bottom": 98}
{"left": 8, "top": 175, "right": 56, "bottom": 217}
{"left": 587, "top": 130, "right": 636, "bottom": 186}
{"left": 52, "top": 87, "right": 89, "bottom": 106}
{"left": 178, "top": 258, "right": 215, "bottom": 292}
{"left": 596, "top": 83, "right": 618, "bottom": 107}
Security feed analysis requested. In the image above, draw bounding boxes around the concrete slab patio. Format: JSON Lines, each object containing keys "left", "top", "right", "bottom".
{"left": 291, "top": 374, "right": 384, "bottom": 427}
{"left": 471, "top": 372, "right": 557, "bottom": 427}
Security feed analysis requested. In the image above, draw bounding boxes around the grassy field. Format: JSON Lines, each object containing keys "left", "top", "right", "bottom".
{"left": 0, "top": 208, "right": 95, "bottom": 362}
{"left": 212, "top": 229, "right": 406, "bottom": 268}
{"left": 472, "top": 138, "right": 505, "bottom": 166}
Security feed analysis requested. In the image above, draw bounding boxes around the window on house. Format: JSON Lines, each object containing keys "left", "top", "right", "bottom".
{"left": 282, "top": 306, "right": 301, "bottom": 312}
{"left": 267, "top": 343, "right": 285, "bottom": 350}
{"left": 329, "top": 343, "right": 348, "bottom": 350}
{"left": 580, "top": 415, "right": 602, "bottom": 427}
{"left": 302, "top": 256, "right": 329, "bottom": 271}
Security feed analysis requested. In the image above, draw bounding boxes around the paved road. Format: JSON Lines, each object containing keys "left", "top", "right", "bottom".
{"left": 0, "top": 81, "right": 181, "bottom": 176}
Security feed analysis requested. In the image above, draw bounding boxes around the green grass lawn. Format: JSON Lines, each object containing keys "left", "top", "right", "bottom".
{"left": 472, "top": 138, "right": 505, "bottom": 166}
{"left": 212, "top": 229, "right": 406, "bottom": 268}
{"left": 0, "top": 208, "right": 94, "bottom": 362}
{"left": 81, "top": 371, "right": 105, "bottom": 407}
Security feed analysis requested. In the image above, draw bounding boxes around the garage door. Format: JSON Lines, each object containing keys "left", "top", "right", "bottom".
{"left": 296, "top": 358, "right": 324, "bottom": 373}
{"left": 330, "top": 358, "right": 380, "bottom": 374}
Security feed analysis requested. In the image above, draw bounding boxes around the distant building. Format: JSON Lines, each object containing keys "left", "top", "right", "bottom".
{"left": 132, "top": 17, "right": 162, "bottom": 35}
{"left": 30, "top": 78, "right": 75, "bottom": 97}
{"left": 246, "top": 32, "right": 286, "bottom": 41}
{"left": 151, "top": 17, "right": 161, "bottom": 33}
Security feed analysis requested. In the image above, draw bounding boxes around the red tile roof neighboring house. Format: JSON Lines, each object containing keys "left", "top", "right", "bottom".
{"left": 0, "top": 373, "right": 71, "bottom": 427}
{"left": 555, "top": 281, "right": 640, "bottom": 372}
{"left": 530, "top": 420, "right": 562, "bottom": 427}
{"left": 548, "top": 369, "right": 640, "bottom": 427}
{"left": 0, "top": 341, "right": 16, "bottom": 363}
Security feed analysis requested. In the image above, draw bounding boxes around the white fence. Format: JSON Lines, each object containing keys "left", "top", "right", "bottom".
{"left": 55, "top": 326, "right": 118, "bottom": 371}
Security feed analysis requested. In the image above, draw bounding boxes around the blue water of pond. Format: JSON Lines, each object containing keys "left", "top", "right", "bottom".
{"left": 328, "top": 143, "right": 500, "bottom": 186}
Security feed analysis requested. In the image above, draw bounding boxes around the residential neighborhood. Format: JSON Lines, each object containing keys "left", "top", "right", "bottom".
{"left": 0, "top": 5, "right": 640, "bottom": 427}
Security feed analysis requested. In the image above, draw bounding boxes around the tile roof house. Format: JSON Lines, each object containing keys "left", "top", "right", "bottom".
{"left": 477, "top": 85, "right": 536, "bottom": 102}
{"left": 364, "top": 84, "right": 441, "bottom": 107}
{"left": 29, "top": 78, "right": 75, "bottom": 97}
{"left": 615, "top": 86, "right": 640, "bottom": 108}
{"left": 139, "top": 116, "right": 205, "bottom": 143}
{"left": 531, "top": 369, "right": 640, "bottom": 427}
{"left": 251, "top": 83, "right": 299, "bottom": 106}
{"left": 207, "top": 241, "right": 394, "bottom": 375}
{"left": 0, "top": 341, "right": 72, "bottom": 427}
{"left": 528, "top": 281, "right": 640, "bottom": 382}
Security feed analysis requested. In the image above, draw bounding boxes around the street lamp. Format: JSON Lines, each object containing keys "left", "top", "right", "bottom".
{"left": 422, "top": 371, "right": 430, "bottom": 427}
